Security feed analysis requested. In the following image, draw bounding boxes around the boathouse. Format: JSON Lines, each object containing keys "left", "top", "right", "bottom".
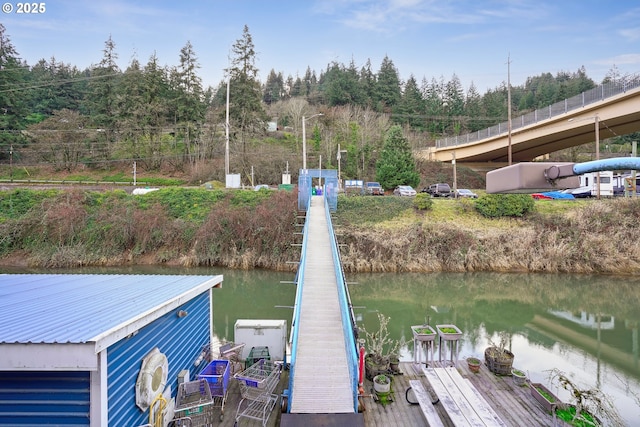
{"left": 0, "top": 273, "right": 223, "bottom": 426}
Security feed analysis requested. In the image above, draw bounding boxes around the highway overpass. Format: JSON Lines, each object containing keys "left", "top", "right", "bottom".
{"left": 418, "top": 77, "right": 640, "bottom": 165}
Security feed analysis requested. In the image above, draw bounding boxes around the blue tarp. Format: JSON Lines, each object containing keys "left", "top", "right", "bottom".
{"left": 539, "top": 191, "right": 575, "bottom": 199}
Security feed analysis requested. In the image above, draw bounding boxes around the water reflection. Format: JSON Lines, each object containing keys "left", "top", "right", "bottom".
{"left": 4, "top": 266, "right": 639, "bottom": 424}
{"left": 349, "top": 272, "right": 640, "bottom": 425}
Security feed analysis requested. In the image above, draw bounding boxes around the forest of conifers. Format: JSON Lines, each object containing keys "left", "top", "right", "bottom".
{"left": 0, "top": 24, "right": 635, "bottom": 185}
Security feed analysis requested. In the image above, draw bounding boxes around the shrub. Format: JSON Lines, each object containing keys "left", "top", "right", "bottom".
{"left": 413, "top": 193, "right": 433, "bottom": 210}
{"left": 474, "top": 194, "right": 534, "bottom": 218}
{"left": 0, "top": 189, "right": 60, "bottom": 221}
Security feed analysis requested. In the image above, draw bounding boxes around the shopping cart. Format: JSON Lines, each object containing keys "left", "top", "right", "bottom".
{"left": 218, "top": 342, "right": 245, "bottom": 375}
{"left": 197, "top": 360, "right": 230, "bottom": 422}
{"left": 173, "top": 379, "right": 214, "bottom": 427}
{"left": 233, "top": 359, "right": 281, "bottom": 427}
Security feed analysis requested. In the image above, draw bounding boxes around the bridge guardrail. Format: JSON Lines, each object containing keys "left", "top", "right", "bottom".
{"left": 436, "top": 74, "right": 640, "bottom": 149}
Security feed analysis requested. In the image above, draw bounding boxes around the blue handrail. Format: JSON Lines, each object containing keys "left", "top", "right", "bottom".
{"left": 323, "top": 196, "right": 360, "bottom": 412}
{"left": 287, "top": 195, "right": 311, "bottom": 410}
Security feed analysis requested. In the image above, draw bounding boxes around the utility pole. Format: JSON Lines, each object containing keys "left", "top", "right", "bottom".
{"left": 452, "top": 152, "right": 457, "bottom": 197}
{"left": 595, "top": 115, "right": 600, "bottom": 199}
{"left": 507, "top": 53, "right": 513, "bottom": 166}
{"left": 225, "top": 78, "right": 230, "bottom": 177}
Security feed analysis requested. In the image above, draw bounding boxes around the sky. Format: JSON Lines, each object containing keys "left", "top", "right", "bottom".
{"left": 3, "top": 0, "right": 640, "bottom": 94}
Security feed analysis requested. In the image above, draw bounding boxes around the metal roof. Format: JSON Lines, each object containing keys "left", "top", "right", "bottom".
{"left": 0, "top": 274, "right": 223, "bottom": 348}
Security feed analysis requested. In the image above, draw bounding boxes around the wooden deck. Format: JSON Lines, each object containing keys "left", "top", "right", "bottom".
{"left": 362, "top": 362, "right": 555, "bottom": 427}
{"left": 179, "top": 360, "right": 556, "bottom": 427}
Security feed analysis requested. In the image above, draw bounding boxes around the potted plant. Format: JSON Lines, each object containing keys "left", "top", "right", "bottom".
{"left": 484, "top": 332, "right": 514, "bottom": 375}
{"left": 530, "top": 382, "right": 561, "bottom": 412}
{"left": 555, "top": 404, "right": 600, "bottom": 427}
{"left": 388, "top": 354, "right": 400, "bottom": 373}
{"left": 511, "top": 368, "right": 527, "bottom": 386}
{"left": 467, "top": 357, "right": 481, "bottom": 373}
{"left": 436, "top": 324, "right": 463, "bottom": 341}
{"left": 373, "top": 374, "right": 391, "bottom": 394}
{"left": 547, "top": 368, "right": 623, "bottom": 427}
{"left": 411, "top": 324, "right": 436, "bottom": 342}
{"left": 361, "top": 312, "right": 405, "bottom": 380}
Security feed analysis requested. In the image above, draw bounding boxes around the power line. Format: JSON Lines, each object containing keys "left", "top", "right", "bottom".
{"left": 0, "top": 72, "right": 121, "bottom": 94}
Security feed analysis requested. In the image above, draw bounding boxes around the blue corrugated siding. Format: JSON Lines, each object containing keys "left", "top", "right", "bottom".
{"left": 107, "top": 292, "right": 210, "bottom": 427}
{"left": 0, "top": 371, "right": 90, "bottom": 426}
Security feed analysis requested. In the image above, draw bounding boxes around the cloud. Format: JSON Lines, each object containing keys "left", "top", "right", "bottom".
{"left": 316, "top": 0, "right": 550, "bottom": 34}
{"left": 619, "top": 28, "right": 640, "bottom": 42}
{"left": 594, "top": 53, "right": 640, "bottom": 66}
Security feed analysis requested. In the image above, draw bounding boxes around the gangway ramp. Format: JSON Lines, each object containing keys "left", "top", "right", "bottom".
{"left": 289, "top": 195, "right": 354, "bottom": 414}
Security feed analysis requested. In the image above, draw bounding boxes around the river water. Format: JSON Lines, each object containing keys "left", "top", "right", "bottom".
{"left": 4, "top": 265, "right": 640, "bottom": 425}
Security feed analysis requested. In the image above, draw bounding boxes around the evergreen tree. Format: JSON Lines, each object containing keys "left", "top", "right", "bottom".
{"left": 323, "top": 61, "right": 362, "bottom": 106}
{"left": 423, "top": 76, "right": 445, "bottom": 135}
{"left": 465, "top": 82, "right": 483, "bottom": 132}
{"left": 0, "top": 24, "right": 29, "bottom": 160}
{"left": 375, "top": 125, "right": 420, "bottom": 189}
{"left": 444, "top": 74, "right": 465, "bottom": 135}
{"left": 482, "top": 83, "right": 508, "bottom": 128}
{"left": 117, "top": 57, "right": 145, "bottom": 162}
{"left": 374, "top": 55, "right": 401, "bottom": 112}
{"left": 291, "top": 75, "right": 302, "bottom": 98}
{"left": 394, "top": 75, "right": 425, "bottom": 130}
{"left": 28, "top": 57, "right": 83, "bottom": 116}
{"left": 359, "top": 59, "right": 376, "bottom": 108}
{"left": 227, "top": 25, "right": 268, "bottom": 175}
{"left": 303, "top": 66, "right": 315, "bottom": 97}
{"left": 263, "top": 69, "right": 284, "bottom": 104}
{"left": 85, "top": 35, "right": 122, "bottom": 162}
{"left": 172, "top": 40, "right": 205, "bottom": 165}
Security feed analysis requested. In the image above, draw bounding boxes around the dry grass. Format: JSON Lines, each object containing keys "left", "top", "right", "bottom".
{"left": 2, "top": 187, "right": 639, "bottom": 275}
{"left": 334, "top": 196, "right": 640, "bottom": 275}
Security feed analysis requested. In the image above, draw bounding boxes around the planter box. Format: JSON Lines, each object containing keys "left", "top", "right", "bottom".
{"left": 411, "top": 325, "right": 436, "bottom": 342}
{"left": 484, "top": 346, "right": 514, "bottom": 375}
{"left": 435, "top": 324, "right": 462, "bottom": 341}
{"left": 530, "top": 383, "right": 561, "bottom": 412}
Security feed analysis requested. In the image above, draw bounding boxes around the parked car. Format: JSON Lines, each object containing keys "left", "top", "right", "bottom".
{"left": 421, "top": 183, "right": 451, "bottom": 197}
{"left": 365, "top": 182, "right": 384, "bottom": 195}
{"left": 393, "top": 185, "right": 416, "bottom": 196}
{"left": 454, "top": 189, "right": 478, "bottom": 198}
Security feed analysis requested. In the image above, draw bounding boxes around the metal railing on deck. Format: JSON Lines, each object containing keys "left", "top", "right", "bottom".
{"left": 436, "top": 74, "right": 640, "bottom": 149}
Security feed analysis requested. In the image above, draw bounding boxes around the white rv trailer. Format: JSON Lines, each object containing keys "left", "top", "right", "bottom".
{"left": 578, "top": 171, "right": 615, "bottom": 197}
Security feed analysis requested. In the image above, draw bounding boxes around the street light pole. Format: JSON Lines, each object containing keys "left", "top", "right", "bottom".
{"left": 302, "top": 113, "right": 323, "bottom": 171}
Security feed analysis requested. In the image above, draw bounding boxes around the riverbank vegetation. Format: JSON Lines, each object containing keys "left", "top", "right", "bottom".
{"left": 1, "top": 187, "right": 638, "bottom": 275}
